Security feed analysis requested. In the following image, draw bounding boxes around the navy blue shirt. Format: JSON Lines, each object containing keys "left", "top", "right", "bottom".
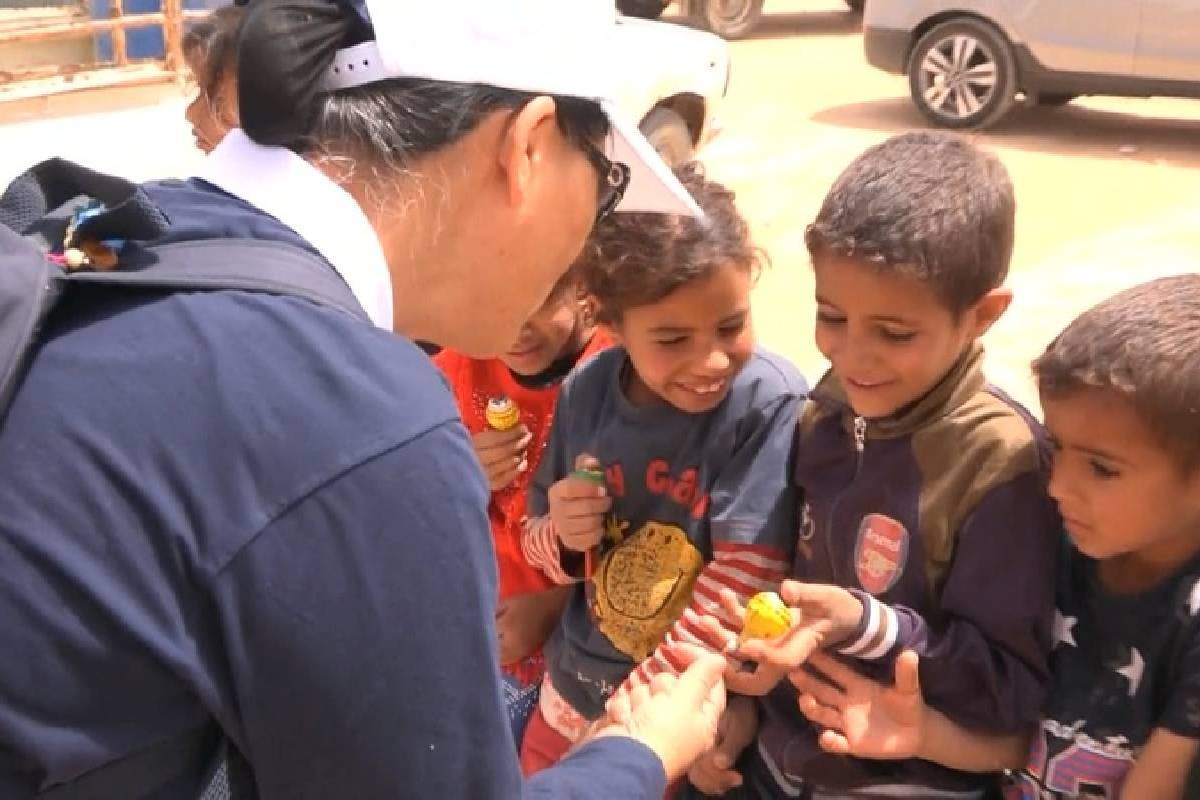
{"left": 1010, "top": 540, "right": 1200, "bottom": 798}
{"left": 0, "top": 180, "right": 666, "bottom": 798}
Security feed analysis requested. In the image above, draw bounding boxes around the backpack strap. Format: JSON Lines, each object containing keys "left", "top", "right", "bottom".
{"left": 65, "top": 239, "right": 369, "bottom": 324}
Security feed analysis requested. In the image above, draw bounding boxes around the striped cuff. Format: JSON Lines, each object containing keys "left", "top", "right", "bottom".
{"left": 837, "top": 590, "right": 899, "bottom": 660}
{"left": 520, "top": 516, "right": 575, "bottom": 585}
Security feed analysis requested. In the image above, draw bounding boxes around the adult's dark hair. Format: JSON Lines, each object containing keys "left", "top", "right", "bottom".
{"left": 805, "top": 130, "right": 1015, "bottom": 314}
{"left": 577, "top": 161, "right": 762, "bottom": 325}
{"left": 1032, "top": 274, "right": 1200, "bottom": 472}
{"left": 235, "top": 0, "right": 609, "bottom": 163}
{"left": 183, "top": 5, "right": 245, "bottom": 97}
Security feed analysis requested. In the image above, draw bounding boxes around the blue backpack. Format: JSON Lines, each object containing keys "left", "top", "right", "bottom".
{"left": 0, "top": 158, "right": 367, "bottom": 799}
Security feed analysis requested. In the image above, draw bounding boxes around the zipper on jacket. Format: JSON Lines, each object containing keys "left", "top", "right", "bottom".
{"left": 825, "top": 415, "right": 869, "bottom": 585}
{"left": 853, "top": 416, "right": 867, "bottom": 474}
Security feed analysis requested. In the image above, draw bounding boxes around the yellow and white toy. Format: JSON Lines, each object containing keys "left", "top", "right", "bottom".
{"left": 740, "top": 591, "right": 792, "bottom": 642}
{"left": 485, "top": 396, "right": 521, "bottom": 431}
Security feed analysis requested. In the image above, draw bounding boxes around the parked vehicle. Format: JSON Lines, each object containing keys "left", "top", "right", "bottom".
{"left": 863, "top": 0, "right": 1200, "bottom": 129}
{"left": 618, "top": 0, "right": 863, "bottom": 40}
{"left": 613, "top": 14, "right": 730, "bottom": 162}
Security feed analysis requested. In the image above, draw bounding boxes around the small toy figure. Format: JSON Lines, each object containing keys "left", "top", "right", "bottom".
{"left": 740, "top": 591, "right": 791, "bottom": 642}
{"left": 485, "top": 396, "right": 521, "bottom": 431}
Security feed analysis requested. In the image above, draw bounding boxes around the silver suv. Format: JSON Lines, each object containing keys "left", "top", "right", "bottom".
{"left": 863, "top": 0, "right": 1200, "bottom": 128}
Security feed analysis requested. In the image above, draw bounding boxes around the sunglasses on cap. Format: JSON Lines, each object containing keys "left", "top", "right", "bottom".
{"left": 579, "top": 139, "right": 631, "bottom": 224}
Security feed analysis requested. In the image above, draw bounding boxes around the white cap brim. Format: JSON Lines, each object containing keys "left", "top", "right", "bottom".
{"left": 321, "top": 0, "right": 703, "bottom": 220}
{"left": 601, "top": 100, "right": 703, "bottom": 218}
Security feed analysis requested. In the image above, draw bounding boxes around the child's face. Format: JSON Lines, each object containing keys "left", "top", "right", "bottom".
{"left": 501, "top": 290, "right": 587, "bottom": 376}
{"left": 184, "top": 65, "right": 238, "bottom": 154}
{"left": 610, "top": 261, "right": 755, "bottom": 414}
{"left": 1043, "top": 388, "right": 1200, "bottom": 569}
{"left": 813, "top": 256, "right": 1008, "bottom": 419}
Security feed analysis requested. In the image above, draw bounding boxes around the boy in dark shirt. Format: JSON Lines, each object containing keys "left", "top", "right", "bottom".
{"left": 690, "top": 132, "right": 1059, "bottom": 799}
{"left": 784, "top": 274, "right": 1200, "bottom": 800}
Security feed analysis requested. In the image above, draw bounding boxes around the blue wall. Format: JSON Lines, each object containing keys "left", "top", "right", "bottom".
{"left": 92, "top": 0, "right": 232, "bottom": 61}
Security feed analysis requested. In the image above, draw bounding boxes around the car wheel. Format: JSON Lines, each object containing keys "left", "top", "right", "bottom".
{"left": 640, "top": 107, "right": 695, "bottom": 166}
{"left": 844, "top": 0, "right": 865, "bottom": 12}
{"left": 908, "top": 18, "right": 1017, "bottom": 129}
{"left": 692, "top": 0, "right": 765, "bottom": 40}
{"left": 616, "top": 0, "right": 669, "bottom": 19}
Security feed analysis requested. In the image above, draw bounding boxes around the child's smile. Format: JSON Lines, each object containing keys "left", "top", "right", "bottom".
{"left": 613, "top": 262, "right": 754, "bottom": 415}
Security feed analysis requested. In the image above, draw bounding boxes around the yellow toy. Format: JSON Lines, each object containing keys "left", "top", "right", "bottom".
{"left": 485, "top": 396, "right": 521, "bottom": 431}
{"left": 740, "top": 591, "right": 792, "bottom": 642}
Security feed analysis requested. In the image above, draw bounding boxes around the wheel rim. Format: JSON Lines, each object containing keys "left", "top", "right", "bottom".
{"left": 710, "top": 0, "right": 754, "bottom": 27}
{"left": 917, "top": 33, "right": 998, "bottom": 120}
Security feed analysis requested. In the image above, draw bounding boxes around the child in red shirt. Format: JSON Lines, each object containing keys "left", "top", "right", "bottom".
{"left": 434, "top": 268, "right": 612, "bottom": 744}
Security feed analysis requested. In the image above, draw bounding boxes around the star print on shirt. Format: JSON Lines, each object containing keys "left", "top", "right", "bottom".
{"left": 1054, "top": 608, "right": 1078, "bottom": 649}
{"left": 1115, "top": 648, "right": 1145, "bottom": 697}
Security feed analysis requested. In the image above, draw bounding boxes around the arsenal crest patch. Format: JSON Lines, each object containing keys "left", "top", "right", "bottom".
{"left": 854, "top": 513, "right": 909, "bottom": 595}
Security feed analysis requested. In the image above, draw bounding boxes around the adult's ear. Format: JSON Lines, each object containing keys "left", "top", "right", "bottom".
{"left": 497, "top": 95, "right": 561, "bottom": 212}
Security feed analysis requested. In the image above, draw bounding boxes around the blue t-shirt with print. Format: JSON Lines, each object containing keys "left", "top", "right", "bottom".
{"left": 528, "top": 346, "right": 807, "bottom": 718}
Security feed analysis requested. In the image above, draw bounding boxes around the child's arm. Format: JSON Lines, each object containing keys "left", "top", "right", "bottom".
{"left": 618, "top": 388, "right": 805, "bottom": 693}
{"left": 780, "top": 471, "right": 1059, "bottom": 735}
{"left": 792, "top": 650, "right": 1028, "bottom": 772}
{"left": 1121, "top": 730, "right": 1199, "bottom": 800}
{"left": 687, "top": 693, "right": 760, "bottom": 795}
{"left": 726, "top": 469, "right": 1058, "bottom": 731}
{"left": 856, "top": 471, "right": 1058, "bottom": 734}
{"left": 1122, "top": 628, "right": 1200, "bottom": 799}
{"left": 520, "top": 381, "right": 610, "bottom": 584}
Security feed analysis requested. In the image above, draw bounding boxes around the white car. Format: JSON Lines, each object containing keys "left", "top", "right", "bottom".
{"left": 611, "top": 14, "right": 730, "bottom": 164}
{"left": 864, "top": 0, "right": 1200, "bottom": 129}
{"left": 620, "top": 0, "right": 863, "bottom": 40}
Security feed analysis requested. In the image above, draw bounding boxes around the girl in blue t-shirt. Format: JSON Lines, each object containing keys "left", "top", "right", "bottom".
{"left": 516, "top": 162, "right": 808, "bottom": 780}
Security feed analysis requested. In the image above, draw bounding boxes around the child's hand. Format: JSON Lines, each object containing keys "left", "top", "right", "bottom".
{"left": 775, "top": 580, "right": 865, "bottom": 645}
{"left": 792, "top": 650, "right": 926, "bottom": 760}
{"left": 687, "top": 693, "right": 759, "bottom": 794}
{"left": 722, "top": 582, "right": 862, "bottom": 694}
{"left": 471, "top": 425, "right": 532, "bottom": 491}
{"left": 691, "top": 591, "right": 834, "bottom": 696}
{"left": 547, "top": 454, "right": 612, "bottom": 552}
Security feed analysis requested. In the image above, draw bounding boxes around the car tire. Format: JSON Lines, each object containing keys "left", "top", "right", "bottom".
{"left": 844, "top": 0, "right": 865, "bottom": 12}
{"left": 616, "top": 0, "right": 669, "bottom": 19}
{"left": 640, "top": 107, "right": 695, "bottom": 166}
{"left": 692, "top": 0, "right": 765, "bottom": 40}
{"left": 907, "top": 17, "right": 1017, "bottom": 129}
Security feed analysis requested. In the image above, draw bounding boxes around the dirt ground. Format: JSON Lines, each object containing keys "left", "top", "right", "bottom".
{"left": 2, "top": 2, "right": 1199, "bottom": 411}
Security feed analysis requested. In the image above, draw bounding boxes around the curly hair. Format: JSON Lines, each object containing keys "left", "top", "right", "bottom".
{"left": 1033, "top": 274, "right": 1200, "bottom": 471}
{"left": 805, "top": 131, "right": 1015, "bottom": 314}
{"left": 183, "top": 6, "right": 244, "bottom": 98}
{"left": 577, "top": 161, "right": 763, "bottom": 325}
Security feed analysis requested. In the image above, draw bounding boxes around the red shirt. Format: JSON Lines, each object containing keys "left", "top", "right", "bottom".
{"left": 434, "top": 331, "right": 612, "bottom": 602}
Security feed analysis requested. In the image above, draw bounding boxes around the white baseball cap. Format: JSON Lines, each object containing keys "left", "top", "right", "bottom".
{"left": 321, "top": 0, "right": 703, "bottom": 218}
